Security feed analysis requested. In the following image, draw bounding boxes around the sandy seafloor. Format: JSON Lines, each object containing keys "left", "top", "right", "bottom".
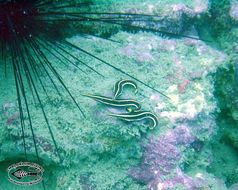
{"left": 0, "top": 0, "right": 238, "bottom": 190}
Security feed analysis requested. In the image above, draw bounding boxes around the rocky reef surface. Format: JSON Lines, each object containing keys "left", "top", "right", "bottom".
{"left": 0, "top": 0, "right": 237, "bottom": 190}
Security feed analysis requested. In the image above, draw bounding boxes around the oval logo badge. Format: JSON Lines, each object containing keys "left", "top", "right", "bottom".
{"left": 7, "top": 162, "right": 44, "bottom": 186}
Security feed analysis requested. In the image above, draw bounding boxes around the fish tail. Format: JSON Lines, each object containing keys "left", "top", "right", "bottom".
{"left": 108, "top": 113, "right": 126, "bottom": 118}
{"left": 108, "top": 113, "right": 118, "bottom": 117}
{"left": 81, "top": 94, "right": 94, "bottom": 98}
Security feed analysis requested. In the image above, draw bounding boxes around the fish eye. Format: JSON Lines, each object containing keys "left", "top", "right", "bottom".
{"left": 127, "top": 108, "right": 133, "bottom": 113}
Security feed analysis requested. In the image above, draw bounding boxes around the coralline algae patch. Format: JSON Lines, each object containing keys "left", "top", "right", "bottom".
{"left": 117, "top": 32, "right": 225, "bottom": 118}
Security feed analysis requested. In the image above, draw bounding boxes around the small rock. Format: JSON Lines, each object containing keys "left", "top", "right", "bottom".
{"left": 230, "top": 0, "right": 238, "bottom": 21}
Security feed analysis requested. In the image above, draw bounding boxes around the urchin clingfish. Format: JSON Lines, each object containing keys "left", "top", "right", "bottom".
{"left": 83, "top": 94, "right": 141, "bottom": 111}
{"left": 114, "top": 79, "right": 138, "bottom": 99}
{"left": 109, "top": 110, "right": 158, "bottom": 129}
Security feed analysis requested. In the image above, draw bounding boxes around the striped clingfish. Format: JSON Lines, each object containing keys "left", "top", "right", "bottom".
{"left": 83, "top": 94, "right": 141, "bottom": 111}
{"left": 109, "top": 110, "right": 158, "bottom": 129}
{"left": 114, "top": 79, "right": 138, "bottom": 99}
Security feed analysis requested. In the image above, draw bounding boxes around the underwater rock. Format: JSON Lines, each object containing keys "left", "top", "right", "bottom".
{"left": 149, "top": 168, "right": 203, "bottom": 190}
{"left": 193, "top": 0, "right": 208, "bottom": 14}
{"left": 230, "top": 183, "right": 238, "bottom": 190}
{"left": 0, "top": 0, "right": 231, "bottom": 188}
{"left": 1, "top": 102, "right": 19, "bottom": 126}
{"left": 68, "top": 31, "right": 227, "bottom": 189}
{"left": 234, "top": 62, "right": 238, "bottom": 89}
{"left": 230, "top": 0, "right": 238, "bottom": 22}
{"left": 129, "top": 125, "right": 196, "bottom": 188}
{"left": 120, "top": 0, "right": 209, "bottom": 36}
{"left": 0, "top": 30, "right": 227, "bottom": 189}
{"left": 120, "top": 22, "right": 228, "bottom": 189}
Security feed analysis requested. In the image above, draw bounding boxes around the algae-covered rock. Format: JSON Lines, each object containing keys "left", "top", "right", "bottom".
{"left": 0, "top": 0, "right": 237, "bottom": 190}
{"left": 65, "top": 31, "right": 227, "bottom": 189}
{"left": 0, "top": 24, "right": 229, "bottom": 190}
{"left": 230, "top": 0, "right": 238, "bottom": 22}
{"left": 83, "top": 0, "right": 209, "bottom": 37}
